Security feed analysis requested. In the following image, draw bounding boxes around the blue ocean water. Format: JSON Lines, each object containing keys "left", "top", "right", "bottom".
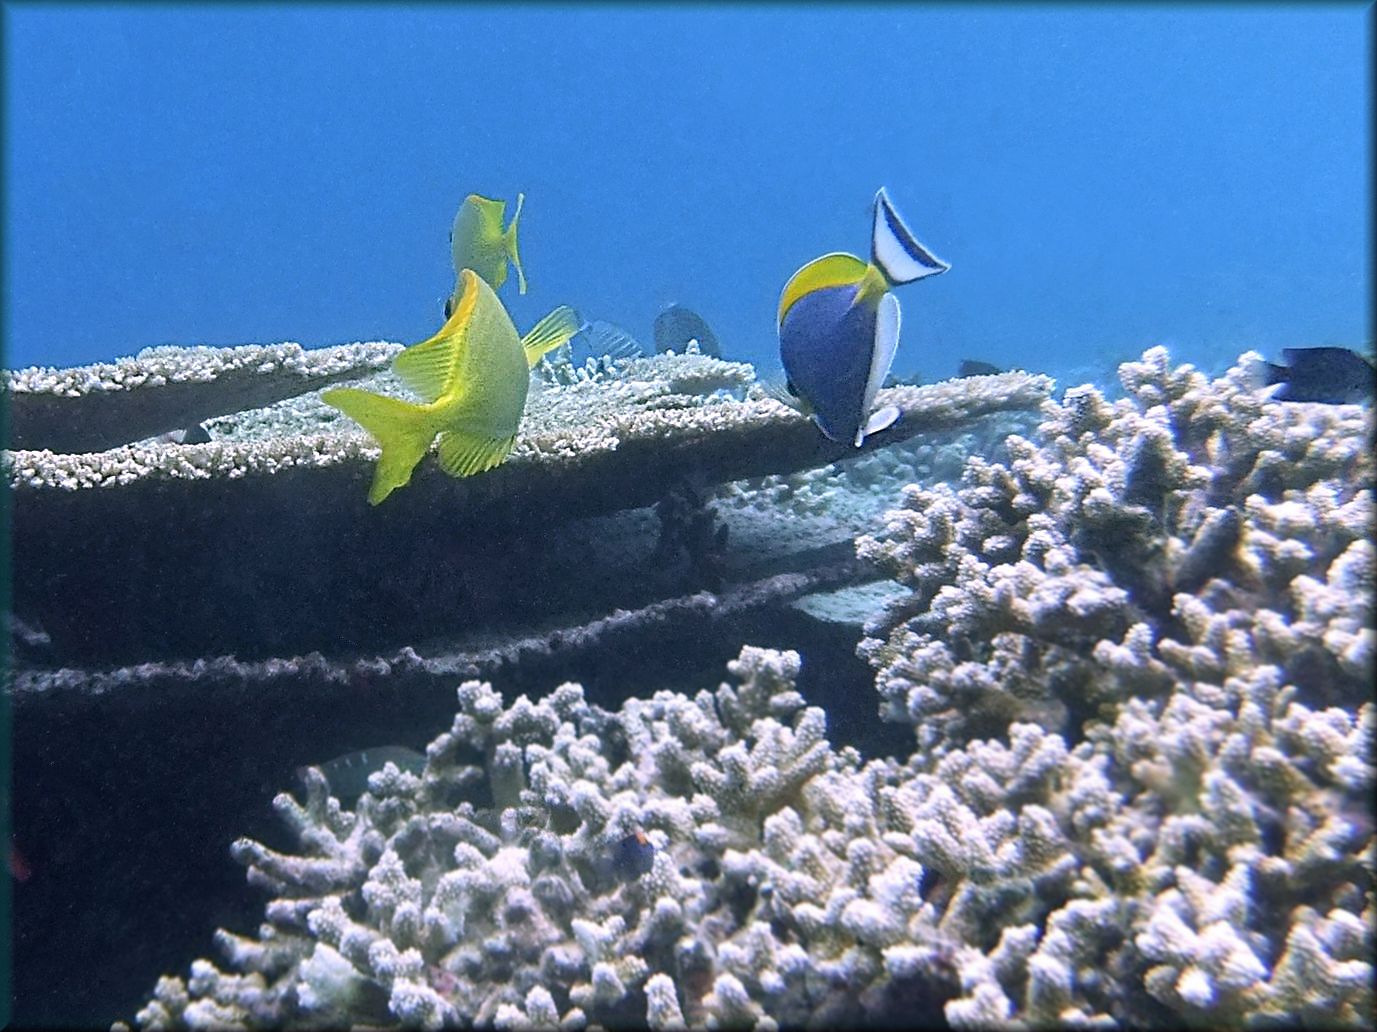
{"left": 3, "top": 4, "right": 1370, "bottom": 384}
{"left": 5, "top": 8, "right": 1376, "bottom": 1030}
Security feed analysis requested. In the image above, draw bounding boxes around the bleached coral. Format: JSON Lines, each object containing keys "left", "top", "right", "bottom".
{"left": 115, "top": 347, "right": 1372, "bottom": 1029}
{"left": 129, "top": 648, "right": 964, "bottom": 1030}
{"left": 5, "top": 340, "right": 400, "bottom": 452}
{"left": 860, "top": 347, "right": 1372, "bottom": 749}
{"left": 5, "top": 354, "right": 1050, "bottom": 496}
{"left": 855, "top": 347, "right": 1375, "bottom": 1024}
{"left": 124, "top": 624, "right": 1376, "bottom": 1032}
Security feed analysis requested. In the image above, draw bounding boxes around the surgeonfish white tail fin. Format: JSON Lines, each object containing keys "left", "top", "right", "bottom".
{"left": 871, "top": 187, "right": 950, "bottom": 286}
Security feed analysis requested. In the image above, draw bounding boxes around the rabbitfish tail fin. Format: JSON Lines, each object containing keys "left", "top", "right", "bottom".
{"left": 506, "top": 192, "right": 527, "bottom": 294}
{"left": 521, "top": 305, "right": 581, "bottom": 367}
{"left": 871, "top": 187, "right": 950, "bottom": 286}
{"left": 321, "top": 387, "right": 434, "bottom": 505}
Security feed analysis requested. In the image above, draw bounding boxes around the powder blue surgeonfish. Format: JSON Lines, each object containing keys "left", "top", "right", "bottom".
{"left": 777, "top": 188, "right": 949, "bottom": 446}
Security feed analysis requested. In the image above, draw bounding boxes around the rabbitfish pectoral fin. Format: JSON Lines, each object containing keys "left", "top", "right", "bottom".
{"left": 521, "top": 305, "right": 581, "bottom": 367}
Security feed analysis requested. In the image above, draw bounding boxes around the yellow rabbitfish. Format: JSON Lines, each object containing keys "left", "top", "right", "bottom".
{"left": 445, "top": 193, "right": 526, "bottom": 318}
{"left": 323, "top": 269, "right": 578, "bottom": 505}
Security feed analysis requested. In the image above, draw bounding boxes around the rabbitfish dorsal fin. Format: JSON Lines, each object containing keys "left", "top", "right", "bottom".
{"left": 522, "top": 305, "right": 581, "bottom": 367}
{"left": 506, "top": 192, "right": 527, "bottom": 295}
{"left": 393, "top": 270, "right": 481, "bottom": 402}
{"left": 777, "top": 252, "right": 869, "bottom": 326}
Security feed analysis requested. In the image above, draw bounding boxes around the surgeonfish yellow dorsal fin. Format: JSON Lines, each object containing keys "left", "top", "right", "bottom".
{"left": 393, "top": 274, "right": 481, "bottom": 403}
{"left": 871, "top": 187, "right": 950, "bottom": 286}
{"left": 778, "top": 252, "right": 869, "bottom": 326}
{"left": 521, "top": 304, "right": 581, "bottom": 367}
{"left": 850, "top": 264, "right": 891, "bottom": 309}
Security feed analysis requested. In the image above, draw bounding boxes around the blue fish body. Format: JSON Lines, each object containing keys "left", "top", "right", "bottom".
{"left": 776, "top": 188, "right": 949, "bottom": 446}
{"left": 611, "top": 831, "right": 655, "bottom": 879}
{"left": 1264, "top": 346, "right": 1374, "bottom": 404}
{"left": 780, "top": 282, "right": 878, "bottom": 445}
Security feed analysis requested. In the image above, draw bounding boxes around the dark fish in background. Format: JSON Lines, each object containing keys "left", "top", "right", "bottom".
{"left": 609, "top": 829, "right": 656, "bottom": 880}
{"left": 573, "top": 320, "right": 644, "bottom": 364}
{"left": 300, "top": 745, "right": 427, "bottom": 805}
{"left": 612, "top": 829, "right": 655, "bottom": 879}
{"left": 1261, "top": 347, "right": 1374, "bottom": 404}
{"left": 882, "top": 369, "right": 925, "bottom": 388}
{"left": 957, "top": 359, "right": 1004, "bottom": 378}
{"left": 653, "top": 304, "right": 721, "bottom": 357}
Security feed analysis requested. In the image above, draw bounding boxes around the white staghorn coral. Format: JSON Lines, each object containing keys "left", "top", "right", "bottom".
{"left": 854, "top": 347, "right": 1374, "bottom": 1025}
{"left": 129, "top": 647, "right": 964, "bottom": 1030}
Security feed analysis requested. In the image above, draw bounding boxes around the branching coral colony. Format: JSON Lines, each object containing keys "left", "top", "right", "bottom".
{"left": 856, "top": 347, "right": 1373, "bottom": 1025}
{"left": 127, "top": 647, "right": 962, "bottom": 1030}
{"left": 125, "top": 349, "right": 1372, "bottom": 1029}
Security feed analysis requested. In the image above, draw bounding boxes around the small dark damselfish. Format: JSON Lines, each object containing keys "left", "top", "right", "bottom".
{"left": 957, "top": 359, "right": 1004, "bottom": 378}
{"left": 1264, "top": 346, "right": 1374, "bottom": 404}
